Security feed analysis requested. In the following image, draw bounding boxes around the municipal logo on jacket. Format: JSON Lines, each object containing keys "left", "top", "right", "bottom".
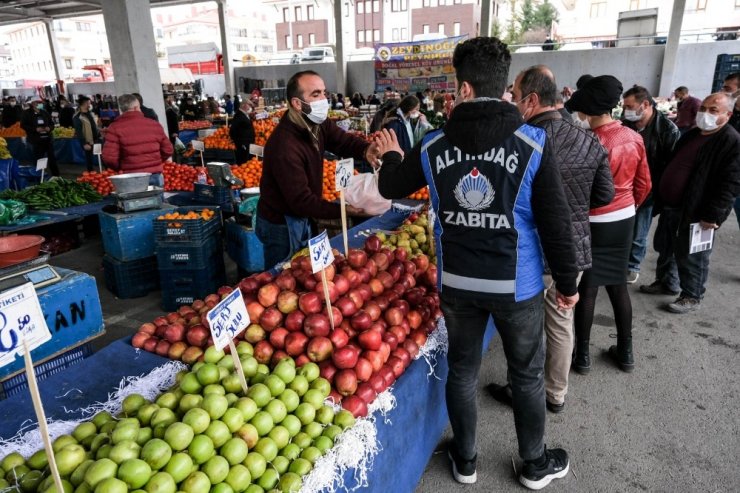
{"left": 420, "top": 125, "right": 547, "bottom": 301}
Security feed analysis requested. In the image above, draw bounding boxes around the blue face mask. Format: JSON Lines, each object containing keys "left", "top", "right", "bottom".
{"left": 36, "top": 104, "right": 44, "bottom": 110}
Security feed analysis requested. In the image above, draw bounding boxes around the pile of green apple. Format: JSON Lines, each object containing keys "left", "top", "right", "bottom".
{"left": 0, "top": 344, "right": 356, "bottom": 493}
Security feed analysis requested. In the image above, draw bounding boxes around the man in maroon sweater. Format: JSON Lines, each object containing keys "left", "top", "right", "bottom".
{"left": 257, "top": 70, "right": 381, "bottom": 268}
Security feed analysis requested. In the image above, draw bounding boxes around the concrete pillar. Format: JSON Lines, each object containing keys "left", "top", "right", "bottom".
{"left": 44, "top": 19, "right": 65, "bottom": 82}
{"left": 217, "top": 0, "right": 234, "bottom": 97}
{"left": 480, "top": 0, "right": 492, "bottom": 37}
{"left": 658, "top": 0, "right": 686, "bottom": 98}
{"left": 334, "top": 0, "right": 347, "bottom": 94}
{"left": 101, "top": 0, "right": 165, "bottom": 125}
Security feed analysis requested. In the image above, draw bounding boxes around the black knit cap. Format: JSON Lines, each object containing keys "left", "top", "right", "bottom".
{"left": 565, "top": 75, "right": 623, "bottom": 116}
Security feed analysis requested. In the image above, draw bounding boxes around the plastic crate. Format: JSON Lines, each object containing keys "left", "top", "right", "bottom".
{"left": 160, "top": 263, "right": 227, "bottom": 311}
{"left": 103, "top": 255, "right": 159, "bottom": 299}
{"left": 100, "top": 205, "right": 175, "bottom": 261}
{"left": 193, "top": 183, "right": 232, "bottom": 206}
{"left": 156, "top": 235, "right": 223, "bottom": 270}
{"left": 225, "top": 221, "right": 265, "bottom": 273}
{"left": 0, "top": 343, "right": 93, "bottom": 400}
{"left": 153, "top": 206, "right": 222, "bottom": 243}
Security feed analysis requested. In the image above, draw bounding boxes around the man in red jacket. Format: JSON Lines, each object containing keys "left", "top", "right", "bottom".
{"left": 257, "top": 70, "right": 381, "bottom": 268}
{"left": 102, "top": 93, "right": 173, "bottom": 186}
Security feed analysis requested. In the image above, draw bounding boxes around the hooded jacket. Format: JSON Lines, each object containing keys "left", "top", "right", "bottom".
{"left": 528, "top": 110, "right": 614, "bottom": 271}
{"left": 378, "top": 99, "right": 579, "bottom": 300}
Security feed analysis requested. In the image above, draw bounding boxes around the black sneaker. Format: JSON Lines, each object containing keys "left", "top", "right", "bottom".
{"left": 666, "top": 296, "right": 701, "bottom": 314}
{"left": 639, "top": 281, "right": 679, "bottom": 296}
{"left": 546, "top": 400, "right": 565, "bottom": 414}
{"left": 520, "top": 448, "right": 570, "bottom": 490}
{"left": 447, "top": 445, "right": 477, "bottom": 484}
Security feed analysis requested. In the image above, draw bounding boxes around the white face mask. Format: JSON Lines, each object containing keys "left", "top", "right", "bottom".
{"left": 574, "top": 113, "right": 591, "bottom": 129}
{"left": 301, "top": 98, "right": 330, "bottom": 124}
{"left": 623, "top": 108, "right": 643, "bottom": 122}
{"left": 695, "top": 111, "right": 720, "bottom": 131}
{"left": 409, "top": 111, "right": 420, "bottom": 119}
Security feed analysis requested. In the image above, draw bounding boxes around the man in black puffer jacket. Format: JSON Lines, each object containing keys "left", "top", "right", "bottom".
{"left": 487, "top": 65, "right": 614, "bottom": 414}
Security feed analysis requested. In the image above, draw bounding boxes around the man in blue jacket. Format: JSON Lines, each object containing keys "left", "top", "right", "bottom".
{"left": 375, "top": 37, "right": 579, "bottom": 490}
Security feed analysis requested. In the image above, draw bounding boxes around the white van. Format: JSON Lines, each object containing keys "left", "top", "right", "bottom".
{"left": 300, "top": 47, "right": 335, "bottom": 63}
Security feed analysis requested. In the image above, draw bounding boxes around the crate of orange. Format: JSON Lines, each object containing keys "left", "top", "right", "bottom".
{"left": 203, "top": 126, "right": 235, "bottom": 150}
{"left": 153, "top": 206, "right": 221, "bottom": 243}
{"left": 0, "top": 123, "right": 26, "bottom": 138}
{"left": 231, "top": 157, "right": 262, "bottom": 188}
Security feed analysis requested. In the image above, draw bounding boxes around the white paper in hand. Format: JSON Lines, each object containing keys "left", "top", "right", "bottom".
{"left": 93, "top": 143, "right": 102, "bottom": 155}
{"left": 335, "top": 158, "right": 354, "bottom": 191}
{"left": 206, "top": 288, "right": 250, "bottom": 351}
{"left": 0, "top": 283, "right": 52, "bottom": 369}
{"left": 309, "top": 230, "right": 334, "bottom": 274}
{"left": 192, "top": 140, "right": 205, "bottom": 152}
{"left": 249, "top": 144, "right": 264, "bottom": 157}
{"left": 689, "top": 223, "right": 714, "bottom": 254}
{"left": 36, "top": 158, "right": 48, "bottom": 171}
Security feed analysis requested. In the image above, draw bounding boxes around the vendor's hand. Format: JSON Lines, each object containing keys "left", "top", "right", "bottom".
{"left": 346, "top": 205, "right": 365, "bottom": 216}
{"left": 700, "top": 220, "right": 719, "bottom": 230}
{"left": 364, "top": 142, "right": 382, "bottom": 168}
{"left": 374, "top": 129, "right": 404, "bottom": 157}
{"left": 83, "top": 144, "right": 92, "bottom": 151}
{"left": 419, "top": 113, "right": 428, "bottom": 124}
{"left": 556, "top": 291, "right": 579, "bottom": 311}
{"left": 165, "top": 157, "right": 173, "bottom": 163}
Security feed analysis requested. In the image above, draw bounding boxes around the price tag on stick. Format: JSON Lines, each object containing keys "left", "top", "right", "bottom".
{"left": 36, "top": 157, "right": 47, "bottom": 183}
{"left": 309, "top": 230, "right": 336, "bottom": 330}
{"left": 92, "top": 144, "right": 103, "bottom": 173}
{"left": 0, "top": 283, "right": 64, "bottom": 493}
{"left": 207, "top": 288, "right": 251, "bottom": 393}
{"left": 249, "top": 144, "right": 264, "bottom": 158}
{"left": 192, "top": 140, "right": 205, "bottom": 167}
{"left": 335, "top": 158, "right": 354, "bottom": 256}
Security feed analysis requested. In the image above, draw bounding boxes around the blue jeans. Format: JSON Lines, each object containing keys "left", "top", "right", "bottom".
{"left": 149, "top": 173, "right": 164, "bottom": 187}
{"left": 654, "top": 207, "right": 713, "bottom": 300}
{"left": 734, "top": 196, "right": 740, "bottom": 229}
{"left": 628, "top": 198, "right": 654, "bottom": 273}
{"left": 441, "top": 293, "right": 546, "bottom": 462}
{"left": 254, "top": 212, "right": 291, "bottom": 270}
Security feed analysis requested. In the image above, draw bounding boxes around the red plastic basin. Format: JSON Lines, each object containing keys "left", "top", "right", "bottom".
{"left": 0, "top": 235, "right": 45, "bottom": 267}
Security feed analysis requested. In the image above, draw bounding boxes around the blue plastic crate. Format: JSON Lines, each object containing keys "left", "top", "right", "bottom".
{"left": 160, "top": 263, "right": 227, "bottom": 311}
{"left": 193, "top": 183, "right": 232, "bottom": 205}
{"left": 156, "top": 235, "right": 223, "bottom": 270}
{"left": 99, "top": 205, "right": 176, "bottom": 261}
{"left": 0, "top": 343, "right": 93, "bottom": 400}
{"left": 153, "top": 206, "right": 222, "bottom": 243}
{"left": 103, "top": 255, "right": 159, "bottom": 299}
{"left": 225, "top": 221, "right": 265, "bottom": 273}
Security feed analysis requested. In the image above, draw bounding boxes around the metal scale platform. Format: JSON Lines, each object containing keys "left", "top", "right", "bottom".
{"left": 0, "top": 254, "right": 62, "bottom": 293}
{"left": 112, "top": 187, "right": 164, "bottom": 213}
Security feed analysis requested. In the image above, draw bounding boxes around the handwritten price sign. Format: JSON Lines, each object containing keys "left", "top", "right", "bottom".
{"left": 309, "top": 230, "right": 334, "bottom": 274}
{"left": 335, "top": 158, "right": 354, "bottom": 191}
{"left": 0, "top": 283, "right": 52, "bottom": 369}
{"left": 206, "top": 288, "right": 250, "bottom": 351}
{"left": 191, "top": 140, "right": 205, "bottom": 152}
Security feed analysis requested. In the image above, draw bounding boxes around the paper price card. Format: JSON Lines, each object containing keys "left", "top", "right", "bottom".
{"left": 36, "top": 158, "right": 48, "bottom": 171}
{"left": 309, "top": 230, "right": 334, "bottom": 274}
{"left": 192, "top": 140, "right": 205, "bottom": 152}
{"left": 249, "top": 144, "right": 264, "bottom": 157}
{"left": 0, "top": 283, "right": 52, "bottom": 369}
{"left": 207, "top": 288, "right": 250, "bottom": 351}
{"left": 93, "top": 143, "right": 102, "bottom": 155}
{"left": 335, "top": 158, "right": 354, "bottom": 191}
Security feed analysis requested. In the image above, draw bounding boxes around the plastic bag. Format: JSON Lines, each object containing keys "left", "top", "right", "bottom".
{"left": 343, "top": 170, "right": 392, "bottom": 216}
{"left": 0, "top": 199, "right": 27, "bottom": 224}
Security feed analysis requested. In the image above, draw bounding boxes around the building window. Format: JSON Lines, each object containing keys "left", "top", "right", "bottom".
{"left": 283, "top": 7, "right": 289, "bottom": 22}
{"left": 391, "top": 0, "right": 407, "bottom": 11}
{"left": 423, "top": 24, "right": 430, "bottom": 34}
{"left": 401, "top": 27, "right": 408, "bottom": 40}
{"left": 83, "top": 58, "right": 96, "bottom": 65}
{"left": 453, "top": 22, "right": 461, "bottom": 36}
{"left": 357, "top": 30, "right": 365, "bottom": 43}
{"left": 693, "top": 0, "right": 707, "bottom": 10}
{"left": 392, "top": 28, "right": 399, "bottom": 40}
{"left": 309, "top": 33, "right": 316, "bottom": 44}
{"left": 374, "top": 29, "right": 380, "bottom": 41}
{"left": 64, "top": 59, "right": 72, "bottom": 69}
{"left": 75, "top": 22, "right": 91, "bottom": 31}
{"left": 438, "top": 0, "right": 446, "bottom": 5}
{"left": 295, "top": 6, "right": 302, "bottom": 21}
{"left": 357, "top": 1, "right": 364, "bottom": 14}
{"left": 438, "top": 23, "right": 445, "bottom": 34}
{"left": 454, "top": 0, "right": 462, "bottom": 3}
{"left": 589, "top": 1, "right": 607, "bottom": 17}
{"left": 423, "top": 0, "right": 431, "bottom": 6}
{"left": 235, "top": 44, "right": 249, "bottom": 51}
{"left": 629, "top": 0, "right": 640, "bottom": 9}
{"left": 307, "top": 5, "right": 314, "bottom": 19}
{"left": 285, "top": 35, "right": 292, "bottom": 49}
{"left": 373, "top": 0, "right": 380, "bottom": 12}
{"left": 366, "top": 29, "right": 372, "bottom": 41}
{"left": 297, "top": 34, "right": 303, "bottom": 48}
{"left": 345, "top": 2, "right": 350, "bottom": 16}
{"left": 104, "top": 59, "right": 110, "bottom": 64}
{"left": 231, "top": 28, "right": 248, "bottom": 37}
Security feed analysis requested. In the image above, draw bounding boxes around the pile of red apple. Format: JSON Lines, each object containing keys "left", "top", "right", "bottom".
{"left": 132, "top": 235, "right": 441, "bottom": 418}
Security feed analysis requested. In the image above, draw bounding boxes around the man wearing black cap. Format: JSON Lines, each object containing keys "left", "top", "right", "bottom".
{"left": 20, "top": 99, "right": 59, "bottom": 176}
{"left": 375, "top": 37, "right": 579, "bottom": 490}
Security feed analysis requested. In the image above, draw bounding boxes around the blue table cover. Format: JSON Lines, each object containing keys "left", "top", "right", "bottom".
{"left": 178, "top": 130, "right": 198, "bottom": 146}
{"left": 5, "top": 137, "right": 34, "bottom": 164}
{"left": 53, "top": 138, "right": 85, "bottom": 165}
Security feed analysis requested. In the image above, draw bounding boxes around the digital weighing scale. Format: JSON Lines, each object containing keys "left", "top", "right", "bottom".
{"left": 112, "top": 187, "right": 164, "bottom": 213}
{"left": 0, "top": 254, "right": 62, "bottom": 293}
